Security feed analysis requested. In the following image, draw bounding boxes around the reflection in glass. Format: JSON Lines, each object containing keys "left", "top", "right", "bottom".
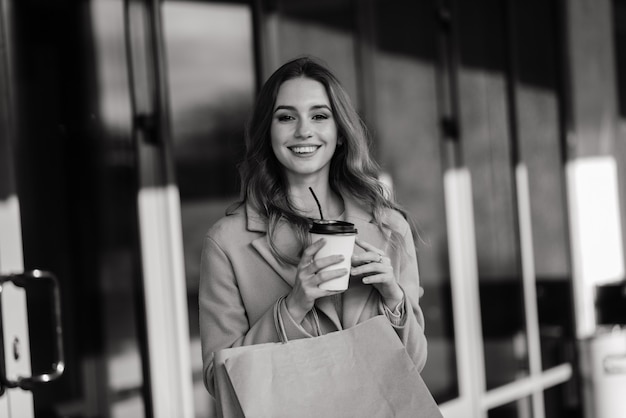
{"left": 615, "top": 0, "right": 626, "bottom": 119}
{"left": 11, "top": 0, "right": 148, "bottom": 415}
{"left": 456, "top": 0, "right": 530, "bottom": 389}
{"left": 267, "top": 0, "right": 360, "bottom": 103}
{"left": 165, "top": 2, "right": 253, "bottom": 200}
{"left": 371, "top": 0, "right": 458, "bottom": 402}
{"left": 92, "top": 3, "right": 147, "bottom": 414}
{"left": 508, "top": 0, "right": 575, "bottom": 375}
{"left": 488, "top": 397, "right": 533, "bottom": 418}
{"left": 162, "top": 2, "right": 255, "bottom": 416}
{"left": 544, "top": 382, "right": 581, "bottom": 418}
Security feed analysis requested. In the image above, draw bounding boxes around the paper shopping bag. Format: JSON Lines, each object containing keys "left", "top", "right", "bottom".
{"left": 213, "top": 316, "right": 442, "bottom": 418}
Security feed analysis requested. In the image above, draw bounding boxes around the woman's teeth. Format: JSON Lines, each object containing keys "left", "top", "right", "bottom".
{"left": 290, "top": 146, "right": 318, "bottom": 154}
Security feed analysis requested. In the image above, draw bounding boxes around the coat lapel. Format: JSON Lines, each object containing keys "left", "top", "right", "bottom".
{"left": 247, "top": 205, "right": 298, "bottom": 288}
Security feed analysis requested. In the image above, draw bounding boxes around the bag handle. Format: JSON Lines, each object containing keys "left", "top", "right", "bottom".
{"left": 274, "top": 296, "right": 322, "bottom": 343}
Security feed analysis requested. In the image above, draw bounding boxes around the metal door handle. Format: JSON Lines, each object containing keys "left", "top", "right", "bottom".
{"left": 0, "top": 270, "right": 65, "bottom": 390}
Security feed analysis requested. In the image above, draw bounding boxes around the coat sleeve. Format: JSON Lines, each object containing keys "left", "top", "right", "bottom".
{"left": 199, "top": 234, "right": 315, "bottom": 396}
{"left": 199, "top": 235, "right": 275, "bottom": 395}
{"left": 380, "top": 223, "right": 428, "bottom": 372}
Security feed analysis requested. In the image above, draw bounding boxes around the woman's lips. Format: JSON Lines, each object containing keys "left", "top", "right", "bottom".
{"left": 288, "top": 145, "right": 321, "bottom": 155}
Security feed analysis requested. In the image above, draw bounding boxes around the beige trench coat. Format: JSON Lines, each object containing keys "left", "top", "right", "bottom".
{"left": 199, "top": 195, "right": 427, "bottom": 396}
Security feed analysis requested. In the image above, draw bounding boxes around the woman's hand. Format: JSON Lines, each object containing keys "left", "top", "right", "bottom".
{"left": 351, "top": 238, "right": 404, "bottom": 308}
{"left": 285, "top": 238, "right": 346, "bottom": 324}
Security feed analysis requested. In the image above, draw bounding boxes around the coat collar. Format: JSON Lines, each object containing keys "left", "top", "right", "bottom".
{"left": 246, "top": 193, "right": 391, "bottom": 330}
{"left": 245, "top": 193, "right": 375, "bottom": 233}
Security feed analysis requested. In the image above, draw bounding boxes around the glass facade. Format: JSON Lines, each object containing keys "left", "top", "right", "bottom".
{"left": 370, "top": 0, "right": 458, "bottom": 402}
{"left": 165, "top": 0, "right": 575, "bottom": 414}
{"left": 7, "top": 0, "right": 620, "bottom": 417}
{"left": 488, "top": 397, "right": 533, "bottom": 418}
{"left": 455, "top": 0, "right": 530, "bottom": 389}
{"left": 8, "top": 0, "right": 148, "bottom": 416}
{"left": 162, "top": 1, "right": 256, "bottom": 415}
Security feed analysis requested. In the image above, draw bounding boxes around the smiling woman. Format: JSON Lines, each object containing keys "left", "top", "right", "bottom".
{"left": 198, "top": 57, "right": 429, "bottom": 413}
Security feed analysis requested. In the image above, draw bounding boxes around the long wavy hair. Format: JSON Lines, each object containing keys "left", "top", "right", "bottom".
{"left": 233, "top": 56, "right": 409, "bottom": 264}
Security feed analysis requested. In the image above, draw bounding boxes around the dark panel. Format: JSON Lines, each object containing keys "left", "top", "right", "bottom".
{"left": 10, "top": 0, "right": 147, "bottom": 415}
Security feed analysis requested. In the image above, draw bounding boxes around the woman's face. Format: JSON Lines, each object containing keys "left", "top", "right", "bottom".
{"left": 270, "top": 77, "right": 338, "bottom": 185}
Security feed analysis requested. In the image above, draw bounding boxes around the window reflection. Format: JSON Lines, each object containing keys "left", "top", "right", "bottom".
{"left": 371, "top": 0, "right": 458, "bottom": 403}
{"left": 488, "top": 397, "right": 533, "bottom": 418}
{"left": 508, "top": 0, "right": 575, "bottom": 376}
{"left": 165, "top": 1, "right": 253, "bottom": 199}
{"left": 162, "top": 2, "right": 256, "bottom": 416}
{"left": 543, "top": 382, "right": 581, "bottom": 417}
{"left": 266, "top": 0, "right": 360, "bottom": 103}
{"left": 456, "top": 0, "right": 530, "bottom": 389}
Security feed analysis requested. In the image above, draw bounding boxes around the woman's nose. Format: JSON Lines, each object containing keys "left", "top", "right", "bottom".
{"left": 295, "top": 119, "right": 312, "bottom": 138}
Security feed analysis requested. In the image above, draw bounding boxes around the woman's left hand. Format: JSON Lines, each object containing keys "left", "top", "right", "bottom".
{"left": 351, "top": 238, "right": 404, "bottom": 308}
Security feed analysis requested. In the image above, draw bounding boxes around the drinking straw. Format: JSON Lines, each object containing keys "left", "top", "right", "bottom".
{"left": 308, "top": 187, "right": 324, "bottom": 220}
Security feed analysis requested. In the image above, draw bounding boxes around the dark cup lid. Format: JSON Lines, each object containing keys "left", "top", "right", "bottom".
{"left": 309, "top": 220, "right": 357, "bottom": 234}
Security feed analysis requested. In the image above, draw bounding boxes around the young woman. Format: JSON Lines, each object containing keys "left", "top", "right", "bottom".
{"left": 199, "top": 56, "right": 427, "bottom": 396}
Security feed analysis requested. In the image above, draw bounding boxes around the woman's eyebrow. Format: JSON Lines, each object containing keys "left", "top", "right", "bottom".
{"left": 273, "top": 104, "right": 331, "bottom": 113}
{"left": 273, "top": 105, "right": 295, "bottom": 113}
{"left": 311, "top": 104, "right": 331, "bottom": 111}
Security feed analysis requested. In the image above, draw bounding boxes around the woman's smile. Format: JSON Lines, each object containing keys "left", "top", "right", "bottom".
{"left": 288, "top": 144, "right": 321, "bottom": 155}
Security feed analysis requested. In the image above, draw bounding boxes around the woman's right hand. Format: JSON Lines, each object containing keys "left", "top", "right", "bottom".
{"left": 284, "top": 238, "right": 347, "bottom": 324}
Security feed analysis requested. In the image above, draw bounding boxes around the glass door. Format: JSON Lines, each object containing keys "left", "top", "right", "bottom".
{"left": 161, "top": 1, "right": 257, "bottom": 416}
{"left": 1, "top": 0, "right": 154, "bottom": 416}
{"left": 448, "top": 0, "right": 578, "bottom": 416}
{"left": 0, "top": 27, "right": 34, "bottom": 413}
{"left": 364, "top": 0, "right": 460, "bottom": 406}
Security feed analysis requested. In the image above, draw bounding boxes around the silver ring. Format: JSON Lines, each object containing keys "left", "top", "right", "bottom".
{"left": 378, "top": 254, "right": 383, "bottom": 263}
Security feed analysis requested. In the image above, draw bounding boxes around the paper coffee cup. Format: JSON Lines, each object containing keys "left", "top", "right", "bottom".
{"left": 309, "top": 220, "right": 357, "bottom": 291}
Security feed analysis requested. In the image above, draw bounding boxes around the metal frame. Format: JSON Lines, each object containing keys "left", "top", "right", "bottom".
{"left": 439, "top": 167, "right": 574, "bottom": 418}
{"left": 123, "top": 0, "right": 194, "bottom": 416}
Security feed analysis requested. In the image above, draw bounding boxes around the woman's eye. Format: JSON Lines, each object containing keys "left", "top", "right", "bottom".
{"left": 312, "top": 114, "right": 329, "bottom": 121}
{"left": 277, "top": 115, "right": 294, "bottom": 122}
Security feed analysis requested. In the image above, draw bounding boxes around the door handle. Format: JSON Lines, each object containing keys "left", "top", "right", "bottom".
{"left": 0, "top": 270, "right": 65, "bottom": 390}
